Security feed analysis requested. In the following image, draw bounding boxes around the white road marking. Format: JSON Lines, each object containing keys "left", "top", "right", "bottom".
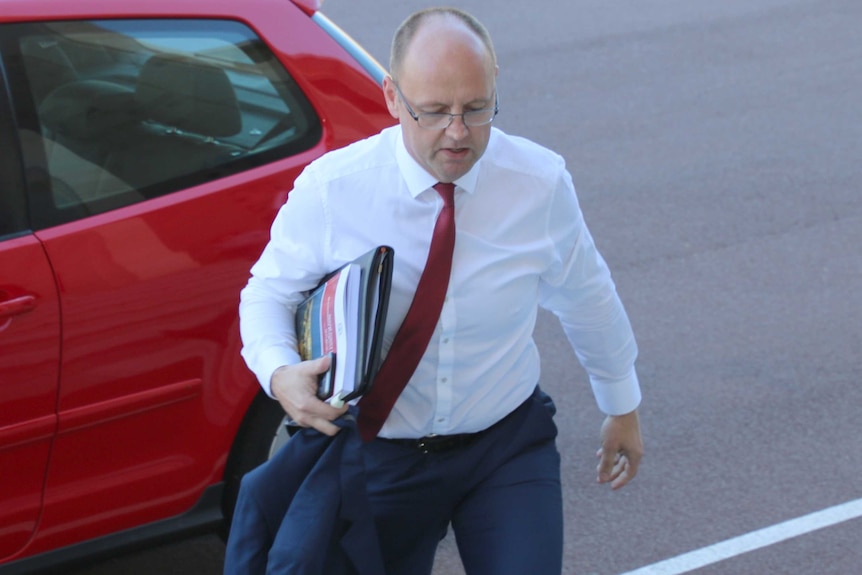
{"left": 619, "top": 498, "right": 862, "bottom": 575}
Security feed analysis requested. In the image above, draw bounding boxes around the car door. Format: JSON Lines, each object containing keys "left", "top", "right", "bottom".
{"left": 0, "top": 70, "right": 61, "bottom": 561}
{"left": 3, "top": 14, "right": 326, "bottom": 553}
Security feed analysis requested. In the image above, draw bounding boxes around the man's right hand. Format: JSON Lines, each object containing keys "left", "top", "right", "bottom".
{"left": 270, "top": 355, "right": 348, "bottom": 436}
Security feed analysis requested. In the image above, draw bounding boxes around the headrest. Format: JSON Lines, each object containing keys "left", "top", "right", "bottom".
{"left": 136, "top": 54, "right": 242, "bottom": 138}
{"left": 39, "top": 80, "right": 136, "bottom": 139}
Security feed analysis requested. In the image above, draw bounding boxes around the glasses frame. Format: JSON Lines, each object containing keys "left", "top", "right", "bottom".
{"left": 393, "top": 82, "right": 499, "bottom": 130}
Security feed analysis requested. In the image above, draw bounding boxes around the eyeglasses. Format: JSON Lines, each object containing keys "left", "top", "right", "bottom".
{"left": 393, "top": 83, "right": 498, "bottom": 130}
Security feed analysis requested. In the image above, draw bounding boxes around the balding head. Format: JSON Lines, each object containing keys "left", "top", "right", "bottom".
{"left": 390, "top": 8, "right": 497, "bottom": 83}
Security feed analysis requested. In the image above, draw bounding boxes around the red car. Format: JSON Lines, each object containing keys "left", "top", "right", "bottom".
{"left": 0, "top": 0, "right": 393, "bottom": 571}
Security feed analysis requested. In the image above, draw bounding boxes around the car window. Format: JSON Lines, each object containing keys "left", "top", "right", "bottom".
{"left": 4, "top": 19, "right": 321, "bottom": 229}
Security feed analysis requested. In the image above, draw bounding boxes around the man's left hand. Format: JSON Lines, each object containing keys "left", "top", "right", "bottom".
{"left": 596, "top": 409, "right": 643, "bottom": 490}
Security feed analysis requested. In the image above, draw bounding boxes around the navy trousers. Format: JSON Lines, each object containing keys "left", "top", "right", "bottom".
{"left": 363, "top": 388, "right": 563, "bottom": 575}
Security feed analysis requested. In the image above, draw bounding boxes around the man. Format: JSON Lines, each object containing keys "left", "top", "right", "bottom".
{"left": 239, "top": 7, "right": 643, "bottom": 575}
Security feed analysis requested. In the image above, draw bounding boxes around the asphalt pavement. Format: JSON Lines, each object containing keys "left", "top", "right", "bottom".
{"left": 70, "top": 0, "right": 862, "bottom": 573}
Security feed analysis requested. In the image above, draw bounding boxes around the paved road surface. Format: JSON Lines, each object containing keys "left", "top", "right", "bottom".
{"left": 69, "top": 0, "right": 862, "bottom": 573}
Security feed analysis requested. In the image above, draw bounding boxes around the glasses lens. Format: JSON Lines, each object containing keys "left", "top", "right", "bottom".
{"left": 463, "top": 109, "right": 497, "bottom": 127}
{"left": 416, "top": 114, "right": 452, "bottom": 130}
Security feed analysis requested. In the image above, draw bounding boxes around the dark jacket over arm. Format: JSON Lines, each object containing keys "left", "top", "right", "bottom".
{"left": 224, "top": 410, "right": 384, "bottom": 575}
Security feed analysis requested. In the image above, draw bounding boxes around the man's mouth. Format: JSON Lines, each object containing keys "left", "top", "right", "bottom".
{"left": 442, "top": 147, "right": 469, "bottom": 156}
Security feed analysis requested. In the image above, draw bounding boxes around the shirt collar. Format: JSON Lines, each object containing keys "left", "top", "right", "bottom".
{"left": 394, "top": 126, "right": 481, "bottom": 198}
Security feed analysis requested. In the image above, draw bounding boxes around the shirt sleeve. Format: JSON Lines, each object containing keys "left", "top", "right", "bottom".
{"left": 239, "top": 169, "right": 329, "bottom": 397}
{"left": 538, "top": 168, "right": 641, "bottom": 415}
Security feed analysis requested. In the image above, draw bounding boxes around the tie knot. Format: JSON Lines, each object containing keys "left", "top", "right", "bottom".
{"left": 433, "top": 182, "right": 455, "bottom": 207}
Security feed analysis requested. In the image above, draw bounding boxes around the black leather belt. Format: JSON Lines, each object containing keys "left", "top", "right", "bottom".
{"left": 379, "top": 405, "right": 521, "bottom": 454}
{"left": 381, "top": 431, "right": 487, "bottom": 454}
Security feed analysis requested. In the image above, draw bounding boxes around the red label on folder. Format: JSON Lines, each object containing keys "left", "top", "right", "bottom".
{"left": 320, "top": 273, "right": 338, "bottom": 356}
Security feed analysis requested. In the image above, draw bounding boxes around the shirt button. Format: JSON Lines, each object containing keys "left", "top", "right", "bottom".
{"left": 443, "top": 338, "right": 450, "bottom": 344}
{"left": 441, "top": 377, "right": 448, "bottom": 383}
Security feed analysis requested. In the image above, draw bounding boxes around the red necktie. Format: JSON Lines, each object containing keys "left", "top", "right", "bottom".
{"left": 358, "top": 182, "right": 456, "bottom": 441}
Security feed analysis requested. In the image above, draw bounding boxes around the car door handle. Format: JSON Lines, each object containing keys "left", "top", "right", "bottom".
{"left": 0, "top": 295, "right": 37, "bottom": 318}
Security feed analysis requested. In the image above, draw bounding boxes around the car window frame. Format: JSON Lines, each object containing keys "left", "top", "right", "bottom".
{"left": 0, "top": 50, "right": 31, "bottom": 240}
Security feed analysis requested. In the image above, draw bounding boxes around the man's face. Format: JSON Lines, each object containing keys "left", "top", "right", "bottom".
{"left": 384, "top": 22, "right": 497, "bottom": 184}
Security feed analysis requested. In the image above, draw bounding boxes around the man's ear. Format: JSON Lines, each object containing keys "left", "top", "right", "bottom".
{"left": 382, "top": 76, "right": 400, "bottom": 120}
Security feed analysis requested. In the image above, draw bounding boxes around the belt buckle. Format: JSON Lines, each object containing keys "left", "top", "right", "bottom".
{"left": 416, "top": 434, "right": 439, "bottom": 454}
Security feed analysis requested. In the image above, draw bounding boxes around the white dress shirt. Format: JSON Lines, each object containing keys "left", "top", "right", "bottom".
{"left": 239, "top": 125, "right": 640, "bottom": 438}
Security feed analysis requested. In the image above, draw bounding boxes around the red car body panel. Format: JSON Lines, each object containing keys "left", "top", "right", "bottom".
{"left": 0, "top": 237, "right": 61, "bottom": 558}
{"left": 0, "top": 0, "right": 395, "bottom": 566}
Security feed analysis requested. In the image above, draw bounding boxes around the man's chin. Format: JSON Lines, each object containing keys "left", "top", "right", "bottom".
{"left": 433, "top": 155, "right": 475, "bottom": 182}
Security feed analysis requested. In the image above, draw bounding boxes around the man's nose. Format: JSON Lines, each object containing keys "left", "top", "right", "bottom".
{"left": 445, "top": 114, "right": 470, "bottom": 139}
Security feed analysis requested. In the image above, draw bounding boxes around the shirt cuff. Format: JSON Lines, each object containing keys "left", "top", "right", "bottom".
{"left": 251, "top": 347, "right": 302, "bottom": 398}
{"left": 590, "top": 369, "right": 642, "bottom": 415}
